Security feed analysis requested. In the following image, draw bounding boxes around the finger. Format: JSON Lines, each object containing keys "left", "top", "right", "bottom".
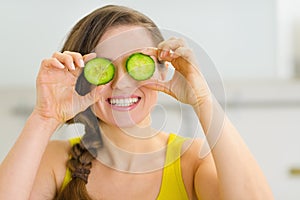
{"left": 41, "top": 58, "right": 65, "bottom": 69}
{"left": 63, "top": 51, "right": 85, "bottom": 68}
{"left": 157, "top": 38, "right": 188, "bottom": 61}
{"left": 139, "top": 47, "right": 165, "bottom": 65}
{"left": 52, "top": 51, "right": 76, "bottom": 71}
{"left": 83, "top": 53, "right": 97, "bottom": 63}
{"left": 173, "top": 46, "right": 195, "bottom": 62}
{"left": 158, "top": 37, "right": 186, "bottom": 52}
{"left": 72, "top": 66, "right": 84, "bottom": 78}
{"left": 71, "top": 53, "right": 96, "bottom": 78}
{"left": 144, "top": 79, "right": 176, "bottom": 99}
{"left": 140, "top": 47, "right": 159, "bottom": 57}
{"left": 80, "top": 85, "right": 106, "bottom": 110}
{"left": 158, "top": 47, "right": 198, "bottom": 74}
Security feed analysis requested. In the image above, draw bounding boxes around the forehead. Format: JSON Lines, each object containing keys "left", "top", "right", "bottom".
{"left": 94, "top": 26, "right": 155, "bottom": 60}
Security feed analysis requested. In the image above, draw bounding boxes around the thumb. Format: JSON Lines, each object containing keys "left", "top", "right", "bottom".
{"left": 144, "top": 79, "right": 176, "bottom": 99}
{"left": 79, "top": 85, "right": 105, "bottom": 111}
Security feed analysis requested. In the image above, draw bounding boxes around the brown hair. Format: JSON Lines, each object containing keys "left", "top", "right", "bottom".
{"left": 55, "top": 5, "right": 164, "bottom": 200}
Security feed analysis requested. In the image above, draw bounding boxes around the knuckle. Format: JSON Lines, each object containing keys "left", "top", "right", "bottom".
{"left": 157, "top": 41, "right": 165, "bottom": 49}
{"left": 178, "top": 38, "right": 186, "bottom": 45}
{"left": 52, "top": 51, "right": 61, "bottom": 58}
{"left": 73, "top": 52, "right": 82, "bottom": 57}
{"left": 64, "top": 51, "right": 82, "bottom": 58}
{"left": 41, "top": 58, "right": 48, "bottom": 66}
{"left": 180, "top": 48, "right": 192, "bottom": 58}
{"left": 64, "top": 51, "right": 84, "bottom": 66}
{"left": 63, "top": 54, "right": 73, "bottom": 63}
{"left": 41, "top": 58, "right": 56, "bottom": 67}
{"left": 184, "top": 47, "right": 193, "bottom": 54}
{"left": 63, "top": 50, "right": 71, "bottom": 54}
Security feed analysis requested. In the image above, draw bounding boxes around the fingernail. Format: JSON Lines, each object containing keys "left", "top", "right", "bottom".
{"left": 169, "top": 50, "right": 175, "bottom": 57}
{"left": 58, "top": 63, "right": 65, "bottom": 69}
{"left": 160, "top": 51, "right": 164, "bottom": 59}
{"left": 79, "top": 59, "right": 85, "bottom": 67}
{"left": 71, "top": 62, "right": 75, "bottom": 70}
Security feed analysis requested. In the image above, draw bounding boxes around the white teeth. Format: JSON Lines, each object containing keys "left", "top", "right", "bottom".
{"left": 109, "top": 98, "right": 139, "bottom": 107}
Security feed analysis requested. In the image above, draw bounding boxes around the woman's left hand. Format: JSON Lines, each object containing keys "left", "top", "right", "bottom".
{"left": 144, "top": 37, "right": 211, "bottom": 108}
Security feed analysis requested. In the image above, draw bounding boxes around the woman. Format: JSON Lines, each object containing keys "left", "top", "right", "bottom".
{"left": 0, "top": 5, "right": 274, "bottom": 200}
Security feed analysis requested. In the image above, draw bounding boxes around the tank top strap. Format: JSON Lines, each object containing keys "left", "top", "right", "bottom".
{"left": 60, "top": 134, "right": 190, "bottom": 199}
{"left": 156, "top": 133, "right": 189, "bottom": 200}
{"left": 59, "top": 137, "right": 81, "bottom": 192}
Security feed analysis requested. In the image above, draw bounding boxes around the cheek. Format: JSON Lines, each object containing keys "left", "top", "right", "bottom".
{"left": 91, "top": 103, "right": 106, "bottom": 121}
{"left": 142, "top": 90, "right": 158, "bottom": 111}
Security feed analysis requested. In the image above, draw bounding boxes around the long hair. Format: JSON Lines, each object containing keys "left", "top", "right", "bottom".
{"left": 55, "top": 5, "right": 164, "bottom": 200}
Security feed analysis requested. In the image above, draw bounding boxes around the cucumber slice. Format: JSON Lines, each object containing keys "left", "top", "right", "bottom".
{"left": 126, "top": 53, "right": 155, "bottom": 81}
{"left": 84, "top": 57, "right": 115, "bottom": 85}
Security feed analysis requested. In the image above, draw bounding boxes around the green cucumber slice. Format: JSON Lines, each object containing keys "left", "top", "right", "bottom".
{"left": 126, "top": 53, "right": 155, "bottom": 81}
{"left": 84, "top": 57, "right": 115, "bottom": 85}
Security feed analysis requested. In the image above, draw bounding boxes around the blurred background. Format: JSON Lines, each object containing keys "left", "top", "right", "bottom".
{"left": 1, "top": 0, "right": 300, "bottom": 199}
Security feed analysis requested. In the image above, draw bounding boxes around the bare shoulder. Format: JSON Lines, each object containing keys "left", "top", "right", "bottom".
{"left": 181, "top": 137, "right": 204, "bottom": 172}
{"left": 182, "top": 137, "right": 220, "bottom": 199}
{"left": 180, "top": 137, "right": 219, "bottom": 199}
{"left": 182, "top": 137, "right": 217, "bottom": 173}
{"left": 44, "top": 139, "right": 70, "bottom": 161}
{"left": 30, "top": 139, "right": 71, "bottom": 199}
{"left": 43, "top": 139, "right": 71, "bottom": 187}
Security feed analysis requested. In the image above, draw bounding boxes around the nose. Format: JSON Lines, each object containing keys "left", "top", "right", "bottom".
{"left": 110, "top": 61, "right": 137, "bottom": 90}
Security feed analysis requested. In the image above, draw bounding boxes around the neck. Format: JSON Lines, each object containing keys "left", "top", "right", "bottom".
{"left": 96, "top": 117, "right": 168, "bottom": 173}
{"left": 99, "top": 121, "right": 161, "bottom": 153}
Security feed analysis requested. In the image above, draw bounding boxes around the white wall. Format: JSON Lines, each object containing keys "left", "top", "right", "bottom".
{"left": 0, "top": 0, "right": 277, "bottom": 88}
{"left": 277, "top": 0, "right": 300, "bottom": 78}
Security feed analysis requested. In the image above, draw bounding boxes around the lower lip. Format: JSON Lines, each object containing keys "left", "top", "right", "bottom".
{"left": 108, "top": 99, "right": 140, "bottom": 111}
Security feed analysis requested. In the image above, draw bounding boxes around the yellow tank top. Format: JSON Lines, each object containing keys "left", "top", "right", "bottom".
{"left": 60, "top": 133, "right": 189, "bottom": 200}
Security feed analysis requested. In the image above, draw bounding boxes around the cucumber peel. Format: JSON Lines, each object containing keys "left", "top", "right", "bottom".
{"left": 126, "top": 53, "right": 155, "bottom": 81}
{"left": 84, "top": 57, "right": 115, "bottom": 85}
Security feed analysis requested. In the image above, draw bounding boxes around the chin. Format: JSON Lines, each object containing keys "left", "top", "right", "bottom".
{"left": 106, "top": 111, "right": 151, "bottom": 129}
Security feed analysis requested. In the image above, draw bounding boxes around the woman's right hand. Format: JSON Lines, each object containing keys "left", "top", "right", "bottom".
{"left": 34, "top": 51, "right": 104, "bottom": 124}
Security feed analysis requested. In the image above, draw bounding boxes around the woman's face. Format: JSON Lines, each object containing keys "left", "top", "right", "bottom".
{"left": 91, "top": 25, "right": 161, "bottom": 128}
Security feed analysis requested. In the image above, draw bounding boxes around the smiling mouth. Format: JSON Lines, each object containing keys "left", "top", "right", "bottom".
{"left": 107, "top": 97, "right": 141, "bottom": 107}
